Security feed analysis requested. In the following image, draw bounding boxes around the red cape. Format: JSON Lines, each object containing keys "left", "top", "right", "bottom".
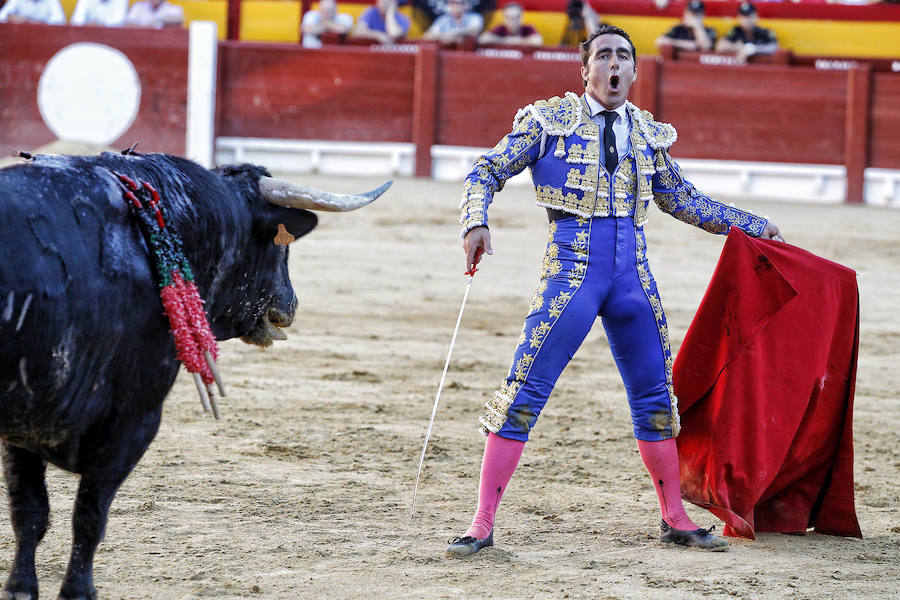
{"left": 673, "top": 228, "right": 862, "bottom": 539}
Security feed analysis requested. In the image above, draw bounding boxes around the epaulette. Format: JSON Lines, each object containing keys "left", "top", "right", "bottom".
{"left": 628, "top": 102, "right": 677, "bottom": 150}
{"left": 512, "top": 91, "right": 582, "bottom": 137}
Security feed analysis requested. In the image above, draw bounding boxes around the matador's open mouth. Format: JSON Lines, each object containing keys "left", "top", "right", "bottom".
{"left": 609, "top": 75, "right": 620, "bottom": 92}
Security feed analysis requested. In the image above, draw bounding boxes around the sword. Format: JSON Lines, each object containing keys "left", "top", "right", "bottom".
{"left": 410, "top": 249, "right": 484, "bottom": 519}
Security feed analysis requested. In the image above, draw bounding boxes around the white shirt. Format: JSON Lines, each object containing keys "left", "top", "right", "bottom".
{"left": 70, "top": 0, "right": 128, "bottom": 26}
{"left": 0, "top": 0, "right": 65, "bottom": 24}
{"left": 584, "top": 94, "right": 631, "bottom": 161}
{"left": 125, "top": 0, "right": 183, "bottom": 27}
{"left": 426, "top": 11, "right": 483, "bottom": 36}
{"left": 301, "top": 10, "right": 354, "bottom": 49}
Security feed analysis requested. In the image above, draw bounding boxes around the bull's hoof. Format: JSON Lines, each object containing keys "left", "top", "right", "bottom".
{"left": 56, "top": 591, "right": 96, "bottom": 600}
{"left": 2, "top": 578, "right": 37, "bottom": 600}
{"left": 1, "top": 590, "right": 36, "bottom": 600}
{"left": 56, "top": 585, "right": 97, "bottom": 600}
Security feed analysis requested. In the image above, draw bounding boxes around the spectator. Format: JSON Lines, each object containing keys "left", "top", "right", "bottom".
{"left": 478, "top": 2, "right": 542, "bottom": 46}
{"left": 70, "top": 0, "right": 128, "bottom": 26}
{"left": 411, "top": 0, "right": 495, "bottom": 36}
{"left": 716, "top": 2, "right": 778, "bottom": 61}
{"left": 423, "top": 0, "right": 483, "bottom": 45}
{"left": 559, "top": 0, "right": 599, "bottom": 47}
{"left": 352, "top": 0, "right": 411, "bottom": 44}
{"left": 0, "top": 0, "right": 65, "bottom": 24}
{"left": 301, "top": 0, "right": 353, "bottom": 48}
{"left": 656, "top": 0, "right": 716, "bottom": 52}
{"left": 125, "top": 0, "right": 183, "bottom": 27}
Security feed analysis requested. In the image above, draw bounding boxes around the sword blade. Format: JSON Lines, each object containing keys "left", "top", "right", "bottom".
{"left": 410, "top": 273, "right": 475, "bottom": 519}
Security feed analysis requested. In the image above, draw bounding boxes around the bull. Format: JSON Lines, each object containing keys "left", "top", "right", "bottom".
{"left": 0, "top": 151, "right": 390, "bottom": 600}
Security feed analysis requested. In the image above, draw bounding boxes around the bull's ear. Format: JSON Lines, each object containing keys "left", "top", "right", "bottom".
{"left": 255, "top": 206, "right": 318, "bottom": 244}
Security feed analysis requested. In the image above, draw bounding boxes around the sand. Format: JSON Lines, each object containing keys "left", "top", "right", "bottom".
{"left": 1, "top": 167, "right": 898, "bottom": 600}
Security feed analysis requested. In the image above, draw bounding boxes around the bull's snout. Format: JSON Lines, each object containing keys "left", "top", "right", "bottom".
{"left": 267, "top": 306, "right": 293, "bottom": 329}
{"left": 240, "top": 305, "right": 295, "bottom": 347}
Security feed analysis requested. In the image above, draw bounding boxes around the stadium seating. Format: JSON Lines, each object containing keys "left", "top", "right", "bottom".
{"left": 53, "top": 0, "right": 900, "bottom": 57}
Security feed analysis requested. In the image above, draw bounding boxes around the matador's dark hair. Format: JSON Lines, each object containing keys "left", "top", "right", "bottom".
{"left": 579, "top": 24, "right": 637, "bottom": 69}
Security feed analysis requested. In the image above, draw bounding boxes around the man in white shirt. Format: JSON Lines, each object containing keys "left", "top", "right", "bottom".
{"left": 70, "top": 0, "right": 129, "bottom": 26}
{"left": 125, "top": 0, "right": 183, "bottom": 28}
{"left": 0, "top": 0, "right": 65, "bottom": 24}
{"left": 423, "top": 0, "right": 483, "bottom": 44}
{"left": 301, "top": 0, "right": 354, "bottom": 48}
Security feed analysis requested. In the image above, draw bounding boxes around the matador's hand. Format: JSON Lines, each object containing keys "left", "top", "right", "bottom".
{"left": 762, "top": 222, "right": 785, "bottom": 243}
{"left": 463, "top": 226, "right": 493, "bottom": 273}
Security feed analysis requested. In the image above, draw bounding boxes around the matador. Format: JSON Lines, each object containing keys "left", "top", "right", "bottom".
{"left": 446, "top": 24, "right": 784, "bottom": 557}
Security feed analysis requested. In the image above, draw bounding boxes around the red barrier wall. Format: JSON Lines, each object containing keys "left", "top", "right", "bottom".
{"left": 654, "top": 61, "right": 847, "bottom": 165}
{"left": 216, "top": 42, "right": 416, "bottom": 142}
{"left": 870, "top": 72, "right": 900, "bottom": 171}
{"left": 0, "top": 24, "right": 188, "bottom": 155}
{"left": 435, "top": 51, "right": 576, "bottom": 146}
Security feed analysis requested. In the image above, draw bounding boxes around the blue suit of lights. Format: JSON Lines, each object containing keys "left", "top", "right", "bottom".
{"left": 460, "top": 92, "right": 768, "bottom": 443}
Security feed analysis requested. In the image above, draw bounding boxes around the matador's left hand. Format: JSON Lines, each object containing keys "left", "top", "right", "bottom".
{"left": 761, "top": 222, "right": 785, "bottom": 243}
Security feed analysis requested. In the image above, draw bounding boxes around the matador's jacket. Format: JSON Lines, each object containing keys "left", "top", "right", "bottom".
{"left": 459, "top": 91, "right": 768, "bottom": 443}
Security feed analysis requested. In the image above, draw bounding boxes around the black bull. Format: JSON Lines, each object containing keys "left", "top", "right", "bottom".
{"left": 0, "top": 152, "right": 389, "bottom": 599}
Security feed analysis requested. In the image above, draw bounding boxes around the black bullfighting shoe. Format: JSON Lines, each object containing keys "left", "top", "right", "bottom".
{"left": 659, "top": 520, "right": 729, "bottom": 551}
{"left": 445, "top": 530, "right": 494, "bottom": 557}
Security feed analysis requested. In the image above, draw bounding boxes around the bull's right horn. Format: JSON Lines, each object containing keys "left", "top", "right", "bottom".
{"left": 259, "top": 177, "right": 392, "bottom": 212}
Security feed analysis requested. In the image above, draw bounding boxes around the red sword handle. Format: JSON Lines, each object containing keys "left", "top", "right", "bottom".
{"left": 465, "top": 247, "right": 485, "bottom": 277}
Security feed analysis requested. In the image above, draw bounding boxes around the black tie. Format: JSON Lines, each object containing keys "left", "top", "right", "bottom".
{"left": 601, "top": 110, "right": 619, "bottom": 174}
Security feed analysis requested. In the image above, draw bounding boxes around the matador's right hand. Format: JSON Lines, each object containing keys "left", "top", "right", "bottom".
{"left": 463, "top": 226, "right": 493, "bottom": 273}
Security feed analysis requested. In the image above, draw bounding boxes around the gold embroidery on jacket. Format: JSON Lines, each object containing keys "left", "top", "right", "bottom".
{"left": 528, "top": 92, "right": 582, "bottom": 135}
{"left": 592, "top": 175, "right": 611, "bottom": 217}
{"left": 565, "top": 165, "right": 598, "bottom": 192}
{"left": 536, "top": 185, "right": 594, "bottom": 216}
{"left": 566, "top": 141, "right": 600, "bottom": 165}
{"left": 612, "top": 157, "right": 636, "bottom": 216}
{"left": 575, "top": 122, "right": 600, "bottom": 141}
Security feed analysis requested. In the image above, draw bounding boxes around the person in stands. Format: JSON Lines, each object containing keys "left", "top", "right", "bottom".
{"left": 656, "top": 0, "right": 716, "bottom": 52}
{"left": 301, "top": 0, "right": 354, "bottom": 48}
{"left": 352, "top": 0, "right": 411, "bottom": 44}
{"left": 478, "top": 2, "right": 543, "bottom": 46}
{"left": 423, "top": 0, "right": 484, "bottom": 45}
{"left": 70, "top": 0, "right": 129, "bottom": 26}
{"left": 716, "top": 2, "right": 779, "bottom": 61}
{"left": 125, "top": 0, "right": 183, "bottom": 27}
{"left": 0, "top": 0, "right": 65, "bottom": 24}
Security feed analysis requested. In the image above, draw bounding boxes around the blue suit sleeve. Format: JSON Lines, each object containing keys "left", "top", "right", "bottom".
{"left": 459, "top": 112, "right": 544, "bottom": 238}
{"left": 651, "top": 150, "right": 768, "bottom": 237}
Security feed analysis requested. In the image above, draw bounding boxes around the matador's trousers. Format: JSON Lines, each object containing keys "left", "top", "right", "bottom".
{"left": 480, "top": 214, "right": 680, "bottom": 442}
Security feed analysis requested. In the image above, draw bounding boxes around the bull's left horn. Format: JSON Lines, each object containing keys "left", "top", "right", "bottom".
{"left": 259, "top": 177, "right": 392, "bottom": 212}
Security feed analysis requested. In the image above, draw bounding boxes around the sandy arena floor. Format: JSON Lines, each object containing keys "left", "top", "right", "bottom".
{"left": 1, "top": 166, "right": 898, "bottom": 599}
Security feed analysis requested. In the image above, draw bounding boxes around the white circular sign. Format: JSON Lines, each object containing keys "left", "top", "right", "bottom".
{"left": 38, "top": 43, "right": 142, "bottom": 145}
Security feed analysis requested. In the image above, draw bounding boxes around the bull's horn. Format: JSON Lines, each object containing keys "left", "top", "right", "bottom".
{"left": 259, "top": 177, "right": 392, "bottom": 212}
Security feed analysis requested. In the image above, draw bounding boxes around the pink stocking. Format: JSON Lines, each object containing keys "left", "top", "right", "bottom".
{"left": 464, "top": 433, "right": 525, "bottom": 539}
{"left": 636, "top": 438, "right": 699, "bottom": 531}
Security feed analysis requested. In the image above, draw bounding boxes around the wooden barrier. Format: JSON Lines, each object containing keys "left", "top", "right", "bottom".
{"left": 870, "top": 72, "right": 900, "bottom": 171}
{"left": 0, "top": 24, "right": 189, "bottom": 155}
{"left": 216, "top": 41, "right": 416, "bottom": 141}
